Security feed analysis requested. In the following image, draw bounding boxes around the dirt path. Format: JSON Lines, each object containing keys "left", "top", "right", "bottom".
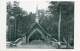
{"left": 17, "top": 40, "right": 57, "bottom": 49}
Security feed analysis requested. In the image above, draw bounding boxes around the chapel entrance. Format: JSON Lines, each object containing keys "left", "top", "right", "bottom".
{"left": 27, "top": 28, "right": 47, "bottom": 44}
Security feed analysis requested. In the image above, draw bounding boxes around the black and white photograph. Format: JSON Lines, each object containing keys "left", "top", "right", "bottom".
{"left": 6, "top": 0, "right": 74, "bottom": 49}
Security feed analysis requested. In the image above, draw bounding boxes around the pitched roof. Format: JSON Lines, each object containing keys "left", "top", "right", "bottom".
{"left": 27, "top": 22, "right": 51, "bottom": 37}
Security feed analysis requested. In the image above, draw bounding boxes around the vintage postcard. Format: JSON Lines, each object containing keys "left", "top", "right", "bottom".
{"left": 0, "top": 0, "right": 80, "bottom": 51}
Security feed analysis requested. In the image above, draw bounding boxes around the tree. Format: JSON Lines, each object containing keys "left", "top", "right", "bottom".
{"left": 7, "top": 1, "right": 36, "bottom": 41}
{"left": 7, "top": 1, "right": 27, "bottom": 41}
{"left": 48, "top": 1, "right": 74, "bottom": 48}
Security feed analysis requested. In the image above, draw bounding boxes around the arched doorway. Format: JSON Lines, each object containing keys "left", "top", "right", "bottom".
{"left": 27, "top": 28, "right": 46, "bottom": 43}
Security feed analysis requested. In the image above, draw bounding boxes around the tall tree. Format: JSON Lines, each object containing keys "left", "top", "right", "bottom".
{"left": 48, "top": 1, "right": 74, "bottom": 48}
{"left": 7, "top": 1, "right": 36, "bottom": 41}
{"left": 7, "top": 1, "right": 27, "bottom": 41}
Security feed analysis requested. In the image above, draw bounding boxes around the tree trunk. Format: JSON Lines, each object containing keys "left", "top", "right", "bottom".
{"left": 58, "top": 6, "right": 61, "bottom": 48}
